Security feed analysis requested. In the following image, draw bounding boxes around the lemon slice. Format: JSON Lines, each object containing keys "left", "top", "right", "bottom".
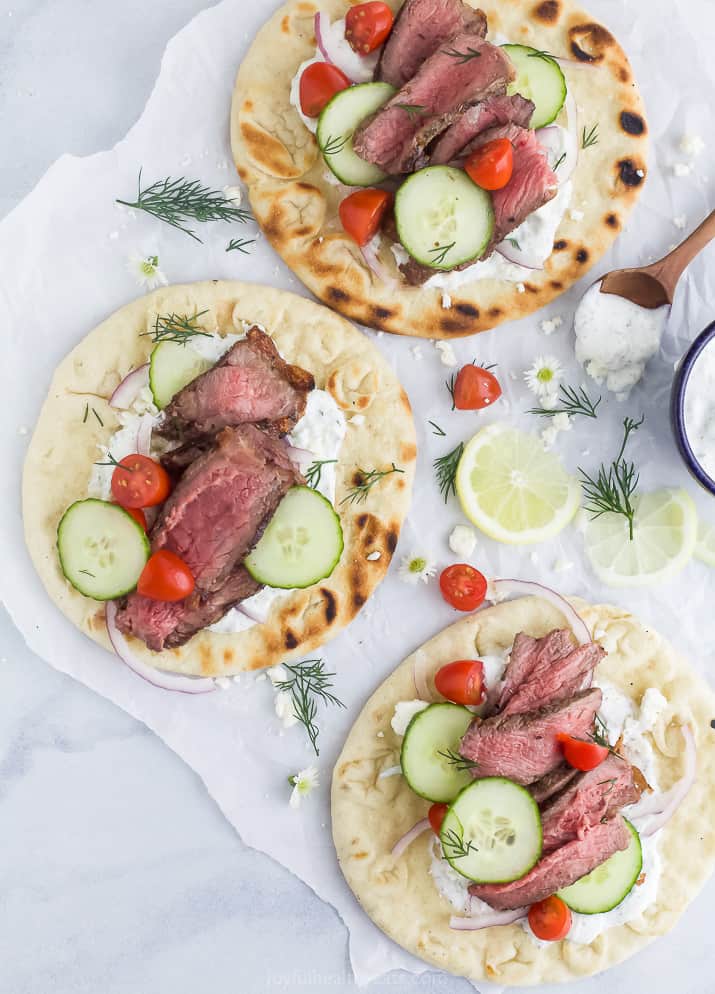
{"left": 455, "top": 424, "right": 581, "bottom": 544}
{"left": 581, "top": 489, "right": 697, "bottom": 587}
{"left": 695, "top": 519, "right": 715, "bottom": 566}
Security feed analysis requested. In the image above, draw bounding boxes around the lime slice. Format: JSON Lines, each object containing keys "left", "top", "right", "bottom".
{"left": 455, "top": 424, "right": 581, "bottom": 544}
{"left": 695, "top": 520, "right": 715, "bottom": 567}
{"left": 581, "top": 489, "right": 697, "bottom": 587}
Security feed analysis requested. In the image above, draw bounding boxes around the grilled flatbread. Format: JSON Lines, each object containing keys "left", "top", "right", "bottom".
{"left": 22, "top": 281, "right": 415, "bottom": 676}
{"left": 231, "top": 0, "right": 648, "bottom": 338}
{"left": 332, "top": 596, "right": 715, "bottom": 984}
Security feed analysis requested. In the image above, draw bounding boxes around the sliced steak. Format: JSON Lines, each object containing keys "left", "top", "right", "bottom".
{"left": 502, "top": 642, "right": 606, "bottom": 716}
{"left": 497, "top": 629, "right": 573, "bottom": 711}
{"left": 429, "top": 93, "right": 534, "bottom": 165}
{"left": 541, "top": 753, "right": 641, "bottom": 852}
{"left": 354, "top": 35, "right": 514, "bottom": 175}
{"left": 376, "top": 0, "right": 487, "bottom": 89}
{"left": 115, "top": 425, "right": 300, "bottom": 650}
{"left": 469, "top": 816, "right": 630, "bottom": 910}
{"left": 157, "top": 326, "right": 314, "bottom": 442}
{"left": 459, "top": 688, "right": 602, "bottom": 785}
{"left": 164, "top": 566, "right": 262, "bottom": 649}
{"left": 529, "top": 764, "right": 579, "bottom": 806}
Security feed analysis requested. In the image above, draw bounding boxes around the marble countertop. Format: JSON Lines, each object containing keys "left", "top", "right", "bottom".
{"left": 1, "top": 3, "right": 712, "bottom": 993}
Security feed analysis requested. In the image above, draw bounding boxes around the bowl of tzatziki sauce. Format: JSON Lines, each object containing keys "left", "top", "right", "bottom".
{"left": 671, "top": 320, "right": 715, "bottom": 495}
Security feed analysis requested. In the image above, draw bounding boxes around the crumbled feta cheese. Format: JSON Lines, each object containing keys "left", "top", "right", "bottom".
{"left": 679, "top": 133, "right": 705, "bottom": 158}
{"left": 366, "top": 550, "right": 381, "bottom": 561}
{"left": 376, "top": 730, "right": 385, "bottom": 738}
{"left": 349, "top": 414, "right": 365, "bottom": 426}
{"left": 673, "top": 215, "right": 687, "bottom": 230}
{"left": 448, "top": 524, "right": 476, "bottom": 558}
{"left": 541, "top": 412, "right": 572, "bottom": 450}
{"left": 539, "top": 315, "right": 563, "bottom": 335}
{"left": 516, "top": 282, "right": 526, "bottom": 294}
{"left": 275, "top": 691, "right": 299, "bottom": 728}
{"left": 635, "top": 169, "right": 645, "bottom": 178}
{"left": 222, "top": 185, "right": 243, "bottom": 205}
{"left": 435, "top": 340, "right": 457, "bottom": 367}
{"left": 441, "top": 292, "right": 452, "bottom": 309}
{"left": 672, "top": 162, "right": 692, "bottom": 177}
{"left": 569, "top": 209, "right": 584, "bottom": 222}
{"left": 391, "top": 699, "right": 430, "bottom": 736}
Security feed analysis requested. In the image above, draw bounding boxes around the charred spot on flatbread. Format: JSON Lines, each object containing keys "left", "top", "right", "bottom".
{"left": 568, "top": 22, "right": 615, "bottom": 62}
{"left": 605, "top": 212, "right": 620, "bottom": 228}
{"left": 620, "top": 110, "right": 646, "bottom": 136}
{"left": 533, "top": 0, "right": 560, "bottom": 23}
{"left": 575, "top": 247, "right": 589, "bottom": 263}
{"left": 617, "top": 158, "right": 646, "bottom": 188}
{"left": 284, "top": 628, "right": 300, "bottom": 649}
{"left": 554, "top": 238, "right": 568, "bottom": 251}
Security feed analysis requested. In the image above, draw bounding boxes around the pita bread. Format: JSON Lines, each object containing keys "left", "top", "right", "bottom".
{"left": 231, "top": 0, "right": 649, "bottom": 339}
{"left": 331, "top": 595, "right": 715, "bottom": 984}
{"left": 22, "top": 281, "right": 415, "bottom": 676}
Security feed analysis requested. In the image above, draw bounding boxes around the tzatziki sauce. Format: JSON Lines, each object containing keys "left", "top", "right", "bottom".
{"left": 574, "top": 280, "right": 670, "bottom": 397}
{"left": 683, "top": 335, "right": 715, "bottom": 481}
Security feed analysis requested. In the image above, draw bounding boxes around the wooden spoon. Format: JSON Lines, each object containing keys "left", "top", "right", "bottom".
{"left": 599, "top": 209, "right": 715, "bottom": 309}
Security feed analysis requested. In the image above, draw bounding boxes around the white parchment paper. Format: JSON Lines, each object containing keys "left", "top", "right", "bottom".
{"left": 1, "top": 0, "right": 714, "bottom": 990}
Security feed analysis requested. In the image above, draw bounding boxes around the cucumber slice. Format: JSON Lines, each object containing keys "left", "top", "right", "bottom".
{"left": 244, "top": 486, "right": 343, "bottom": 589}
{"left": 394, "top": 166, "right": 495, "bottom": 270}
{"left": 317, "top": 82, "right": 395, "bottom": 186}
{"left": 400, "top": 702, "right": 475, "bottom": 802}
{"left": 149, "top": 341, "right": 211, "bottom": 410}
{"left": 440, "top": 778, "right": 543, "bottom": 883}
{"left": 502, "top": 44, "right": 567, "bottom": 130}
{"left": 558, "top": 820, "right": 643, "bottom": 914}
{"left": 57, "top": 498, "right": 150, "bottom": 600}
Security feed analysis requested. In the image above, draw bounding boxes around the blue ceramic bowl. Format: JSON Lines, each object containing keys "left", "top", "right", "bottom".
{"left": 671, "top": 319, "right": 715, "bottom": 496}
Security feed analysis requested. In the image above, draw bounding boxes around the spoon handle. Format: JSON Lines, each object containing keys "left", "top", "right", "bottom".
{"left": 648, "top": 209, "right": 715, "bottom": 297}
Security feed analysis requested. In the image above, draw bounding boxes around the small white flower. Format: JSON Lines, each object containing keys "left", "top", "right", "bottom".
{"left": 289, "top": 765, "right": 319, "bottom": 808}
{"left": 398, "top": 552, "right": 437, "bottom": 585}
{"left": 435, "top": 340, "right": 457, "bottom": 367}
{"left": 524, "top": 356, "right": 564, "bottom": 398}
{"left": 127, "top": 253, "right": 168, "bottom": 290}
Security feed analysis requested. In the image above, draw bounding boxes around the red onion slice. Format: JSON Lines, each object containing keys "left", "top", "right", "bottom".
{"left": 378, "top": 764, "right": 402, "bottom": 780}
{"left": 488, "top": 579, "right": 592, "bottom": 645}
{"left": 391, "top": 818, "right": 430, "bottom": 858}
{"left": 535, "top": 123, "right": 578, "bottom": 184}
{"left": 235, "top": 600, "right": 269, "bottom": 625}
{"left": 361, "top": 237, "right": 398, "bottom": 288}
{"left": 314, "top": 12, "right": 378, "bottom": 83}
{"left": 285, "top": 443, "right": 314, "bottom": 471}
{"left": 495, "top": 239, "right": 543, "bottom": 270}
{"left": 449, "top": 907, "right": 527, "bottom": 931}
{"left": 109, "top": 364, "right": 150, "bottom": 409}
{"left": 412, "top": 650, "right": 431, "bottom": 700}
{"left": 136, "top": 413, "right": 154, "bottom": 457}
{"left": 105, "top": 601, "right": 216, "bottom": 694}
{"left": 632, "top": 725, "right": 696, "bottom": 837}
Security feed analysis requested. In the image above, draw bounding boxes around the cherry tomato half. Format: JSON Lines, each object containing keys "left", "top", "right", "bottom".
{"left": 299, "top": 61, "right": 351, "bottom": 118}
{"left": 453, "top": 364, "right": 502, "bottom": 410}
{"left": 465, "top": 138, "right": 514, "bottom": 191}
{"left": 428, "top": 803, "right": 449, "bottom": 836}
{"left": 528, "top": 895, "right": 572, "bottom": 942}
{"left": 111, "top": 454, "right": 171, "bottom": 509}
{"left": 557, "top": 733, "right": 609, "bottom": 772}
{"left": 434, "top": 660, "right": 486, "bottom": 706}
{"left": 439, "top": 564, "right": 488, "bottom": 612}
{"left": 339, "top": 188, "right": 392, "bottom": 246}
{"left": 345, "top": 2, "right": 394, "bottom": 55}
{"left": 123, "top": 506, "right": 147, "bottom": 531}
{"left": 137, "top": 550, "right": 195, "bottom": 602}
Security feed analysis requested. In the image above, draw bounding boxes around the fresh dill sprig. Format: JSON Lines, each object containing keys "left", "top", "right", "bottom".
{"left": 437, "top": 748, "right": 478, "bottom": 773}
{"left": 579, "top": 415, "right": 644, "bottom": 540}
{"left": 78, "top": 569, "right": 96, "bottom": 578}
{"left": 429, "top": 241, "right": 456, "bottom": 267}
{"left": 116, "top": 170, "right": 251, "bottom": 242}
{"left": 226, "top": 237, "right": 255, "bottom": 254}
{"left": 92, "top": 407, "right": 104, "bottom": 427}
{"left": 321, "top": 133, "right": 351, "bottom": 156}
{"left": 305, "top": 459, "right": 338, "bottom": 490}
{"left": 553, "top": 152, "right": 567, "bottom": 171}
{"left": 581, "top": 124, "right": 599, "bottom": 149}
{"left": 593, "top": 713, "right": 610, "bottom": 748}
{"left": 428, "top": 420, "right": 446, "bottom": 437}
{"left": 441, "top": 827, "right": 478, "bottom": 860}
{"left": 434, "top": 441, "right": 464, "bottom": 502}
{"left": 341, "top": 464, "right": 404, "bottom": 505}
{"left": 527, "top": 383, "right": 601, "bottom": 420}
{"left": 442, "top": 45, "right": 482, "bottom": 63}
{"left": 82, "top": 403, "right": 89, "bottom": 424}
{"left": 528, "top": 48, "right": 557, "bottom": 62}
{"left": 94, "top": 452, "right": 122, "bottom": 468}
{"left": 395, "top": 103, "right": 427, "bottom": 119}
{"left": 506, "top": 237, "right": 521, "bottom": 250}
{"left": 144, "top": 309, "right": 211, "bottom": 345}
{"left": 274, "top": 659, "right": 345, "bottom": 756}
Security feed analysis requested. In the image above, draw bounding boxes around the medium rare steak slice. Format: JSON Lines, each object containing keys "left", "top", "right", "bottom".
{"left": 502, "top": 641, "right": 606, "bottom": 716}
{"left": 529, "top": 764, "right": 579, "bottom": 805}
{"left": 429, "top": 93, "right": 534, "bottom": 165}
{"left": 459, "top": 688, "right": 602, "bottom": 784}
{"left": 541, "top": 753, "right": 641, "bottom": 852}
{"left": 116, "top": 425, "right": 301, "bottom": 650}
{"left": 157, "top": 326, "right": 314, "bottom": 442}
{"left": 497, "top": 629, "right": 573, "bottom": 711}
{"left": 376, "top": 0, "right": 487, "bottom": 89}
{"left": 469, "top": 817, "right": 630, "bottom": 910}
{"left": 163, "top": 566, "right": 262, "bottom": 649}
{"left": 354, "top": 35, "right": 514, "bottom": 175}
